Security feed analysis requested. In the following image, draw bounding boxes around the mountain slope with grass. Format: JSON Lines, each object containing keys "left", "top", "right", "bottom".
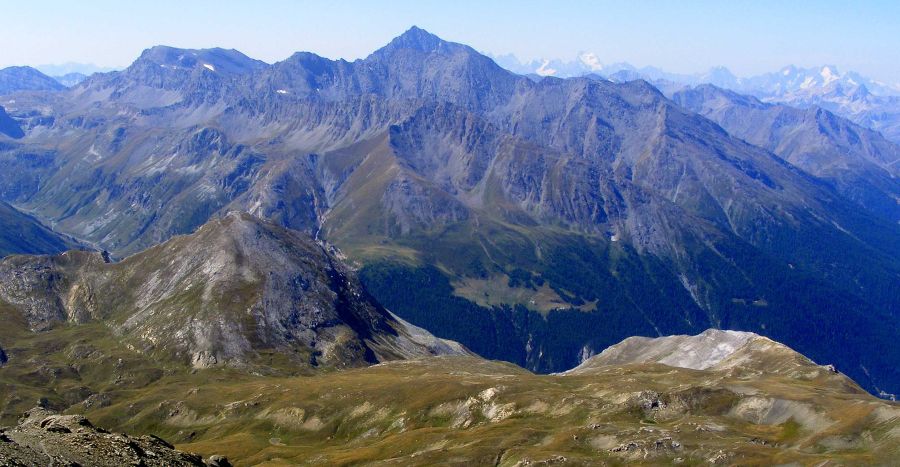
{"left": 0, "top": 322, "right": 896, "bottom": 466}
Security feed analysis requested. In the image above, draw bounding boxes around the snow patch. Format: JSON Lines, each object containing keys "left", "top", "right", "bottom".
{"left": 820, "top": 66, "right": 838, "bottom": 84}
{"left": 202, "top": 63, "right": 216, "bottom": 72}
{"left": 276, "top": 89, "right": 288, "bottom": 94}
{"left": 578, "top": 52, "right": 603, "bottom": 71}
{"left": 535, "top": 59, "right": 557, "bottom": 77}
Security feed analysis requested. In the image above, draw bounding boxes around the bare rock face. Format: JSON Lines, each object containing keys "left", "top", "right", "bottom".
{"left": 572, "top": 329, "right": 760, "bottom": 371}
{"left": 569, "top": 328, "right": 857, "bottom": 385}
{"left": 0, "top": 407, "right": 214, "bottom": 466}
{"left": 0, "top": 212, "right": 469, "bottom": 370}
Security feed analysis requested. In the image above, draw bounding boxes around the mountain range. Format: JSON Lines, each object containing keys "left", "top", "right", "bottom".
{"left": 672, "top": 84, "right": 900, "bottom": 222}
{"left": 494, "top": 55, "right": 900, "bottom": 145}
{"left": 0, "top": 66, "right": 111, "bottom": 92}
{"left": 0, "top": 27, "right": 898, "bottom": 400}
{"left": 0, "top": 26, "right": 899, "bottom": 464}
{"left": 493, "top": 54, "right": 900, "bottom": 98}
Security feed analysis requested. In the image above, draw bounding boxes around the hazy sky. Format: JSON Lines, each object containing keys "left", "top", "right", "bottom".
{"left": 2, "top": 0, "right": 899, "bottom": 81}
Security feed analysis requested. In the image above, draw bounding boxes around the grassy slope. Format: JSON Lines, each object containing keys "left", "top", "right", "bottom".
{"left": 1, "top": 302, "right": 897, "bottom": 465}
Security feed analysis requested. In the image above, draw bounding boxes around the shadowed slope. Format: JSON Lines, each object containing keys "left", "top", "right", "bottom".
{"left": 0, "top": 201, "right": 76, "bottom": 257}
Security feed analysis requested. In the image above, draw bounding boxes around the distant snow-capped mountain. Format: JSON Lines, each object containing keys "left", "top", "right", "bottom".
{"left": 740, "top": 65, "right": 900, "bottom": 98}
{"left": 491, "top": 54, "right": 899, "bottom": 96}
{"left": 489, "top": 52, "right": 607, "bottom": 77}
{"left": 490, "top": 54, "right": 900, "bottom": 143}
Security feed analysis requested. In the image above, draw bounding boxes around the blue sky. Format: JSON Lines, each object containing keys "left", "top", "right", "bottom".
{"left": 2, "top": 0, "right": 898, "bottom": 81}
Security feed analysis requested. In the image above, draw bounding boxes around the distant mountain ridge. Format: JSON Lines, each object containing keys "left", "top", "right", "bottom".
{"left": 0, "top": 66, "right": 65, "bottom": 94}
{"left": 493, "top": 54, "right": 900, "bottom": 97}
{"left": 673, "top": 84, "right": 900, "bottom": 222}
{"left": 51, "top": 72, "right": 88, "bottom": 87}
{"left": 494, "top": 55, "right": 900, "bottom": 143}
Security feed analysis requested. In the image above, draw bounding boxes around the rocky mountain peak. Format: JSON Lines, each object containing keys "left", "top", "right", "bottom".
{"left": 0, "top": 212, "right": 467, "bottom": 370}
{"left": 1, "top": 25, "right": 898, "bottom": 398}
{"left": 572, "top": 329, "right": 763, "bottom": 371}
{"left": 378, "top": 26, "right": 450, "bottom": 54}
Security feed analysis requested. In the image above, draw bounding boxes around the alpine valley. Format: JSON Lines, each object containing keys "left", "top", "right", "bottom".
{"left": 0, "top": 27, "right": 898, "bottom": 465}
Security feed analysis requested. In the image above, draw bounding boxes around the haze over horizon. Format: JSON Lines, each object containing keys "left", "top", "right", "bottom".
{"left": 3, "top": 0, "right": 899, "bottom": 83}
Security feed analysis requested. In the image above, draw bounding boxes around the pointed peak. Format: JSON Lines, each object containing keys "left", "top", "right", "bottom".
{"left": 398, "top": 25, "right": 441, "bottom": 44}
{"left": 375, "top": 26, "right": 458, "bottom": 56}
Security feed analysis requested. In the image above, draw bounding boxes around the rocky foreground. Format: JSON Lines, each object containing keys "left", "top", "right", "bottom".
{"left": 0, "top": 407, "right": 227, "bottom": 466}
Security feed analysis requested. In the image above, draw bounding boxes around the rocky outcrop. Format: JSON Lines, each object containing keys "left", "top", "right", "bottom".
{"left": 568, "top": 329, "right": 860, "bottom": 386}
{"left": 0, "top": 212, "right": 469, "bottom": 370}
{"left": 0, "top": 407, "right": 219, "bottom": 466}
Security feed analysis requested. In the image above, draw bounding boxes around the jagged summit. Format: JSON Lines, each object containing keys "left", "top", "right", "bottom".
{"left": 369, "top": 26, "right": 471, "bottom": 58}
{"left": 379, "top": 26, "right": 449, "bottom": 53}
{"left": 278, "top": 27, "right": 456, "bottom": 66}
